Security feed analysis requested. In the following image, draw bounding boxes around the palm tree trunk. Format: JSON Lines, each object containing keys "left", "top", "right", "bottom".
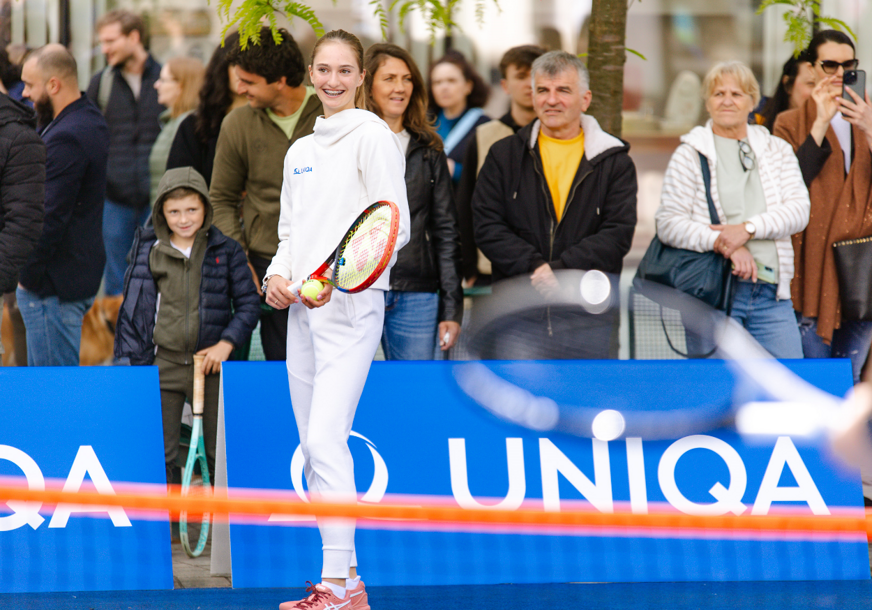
{"left": 587, "top": 0, "right": 628, "bottom": 138}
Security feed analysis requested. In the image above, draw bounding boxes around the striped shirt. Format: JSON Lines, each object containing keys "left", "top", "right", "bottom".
{"left": 655, "top": 122, "right": 810, "bottom": 300}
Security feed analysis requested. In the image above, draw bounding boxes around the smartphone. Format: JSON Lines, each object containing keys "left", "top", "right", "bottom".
{"left": 755, "top": 262, "right": 777, "bottom": 285}
{"left": 843, "top": 69, "right": 866, "bottom": 103}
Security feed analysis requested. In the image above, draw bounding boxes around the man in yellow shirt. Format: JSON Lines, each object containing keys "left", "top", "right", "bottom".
{"left": 471, "top": 51, "right": 637, "bottom": 358}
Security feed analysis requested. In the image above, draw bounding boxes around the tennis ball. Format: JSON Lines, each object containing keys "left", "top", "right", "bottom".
{"left": 300, "top": 280, "right": 323, "bottom": 300}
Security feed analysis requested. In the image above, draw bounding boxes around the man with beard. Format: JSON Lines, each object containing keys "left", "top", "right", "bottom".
{"left": 17, "top": 44, "right": 109, "bottom": 366}
{"left": 86, "top": 10, "right": 163, "bottom": 297}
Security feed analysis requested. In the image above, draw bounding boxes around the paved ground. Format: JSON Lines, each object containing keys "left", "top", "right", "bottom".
{"left": 172, "top": 540, "right": 231, "bottom": 589}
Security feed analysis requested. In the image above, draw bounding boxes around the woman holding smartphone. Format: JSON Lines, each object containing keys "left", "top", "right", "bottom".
{"left": 263, "top": 29, "right": 409, "bottom": 610}
{"left": 774, "top": 30, "right": 872, "bottom": 383}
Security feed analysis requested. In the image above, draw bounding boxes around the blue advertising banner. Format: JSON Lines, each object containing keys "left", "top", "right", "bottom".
{"left": 222, "top": 360, "right": 869, "bottom": 588}
{"left": 0, "top": 367, "right": 173, "bottom": 593}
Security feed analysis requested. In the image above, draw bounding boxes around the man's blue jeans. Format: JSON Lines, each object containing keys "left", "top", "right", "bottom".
{"left": 16, "top": 286, "right": 93, "bottom": 366}
{"left": 381, "top": 291, "right": 440, "bottom": 360}
{"left": 103, "top": 199, "right": 150, "bottom": 296}
{"left": 797, "top": 314, "right": 872, "bottom": 384}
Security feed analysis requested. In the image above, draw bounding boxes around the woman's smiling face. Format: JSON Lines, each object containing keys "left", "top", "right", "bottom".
{"left": 370, "top": 56, "right": 413, "bottom": 123}
{"left": 309, "top": 41, "right": 365, "bottom": 117}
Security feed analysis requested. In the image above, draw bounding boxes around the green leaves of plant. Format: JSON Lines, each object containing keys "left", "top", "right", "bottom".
{"left": 757, "top": 0, "right": 855, "bottom": 58}
{"left": 213, "top": 0, "right": 326, "bottom": 47}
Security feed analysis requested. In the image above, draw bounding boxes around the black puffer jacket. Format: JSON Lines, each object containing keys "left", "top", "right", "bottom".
{"left": 86, "top": 56, "right": 164, "bottom": 209}
{"left": 389, "top": 133, "right": 463, "bottom": 325}
{"left": 114, "top": 168, "right": 260, "bottom": 365}
{"left": 472, "top": 117, "right": 636, "bottom": 280}
{"left": 0, "top": 94, "right": 45, "bottom": 294}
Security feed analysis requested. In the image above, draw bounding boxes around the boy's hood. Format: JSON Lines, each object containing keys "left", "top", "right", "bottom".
{"left": 152, "top": 166, "right": 213, "bottom": 243}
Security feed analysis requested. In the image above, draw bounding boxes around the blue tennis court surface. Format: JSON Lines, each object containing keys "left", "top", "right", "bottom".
{"left": 3, "top": 581, "right": 872, "bottom": 609}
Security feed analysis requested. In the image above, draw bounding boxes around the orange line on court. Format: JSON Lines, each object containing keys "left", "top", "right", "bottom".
{"left": 1, "top": 484, "right": 871, "bottom": 535}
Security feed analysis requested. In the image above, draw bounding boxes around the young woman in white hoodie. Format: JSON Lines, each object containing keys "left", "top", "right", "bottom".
{"left": 263, "top": 29, "right": 410, "bottom": 610}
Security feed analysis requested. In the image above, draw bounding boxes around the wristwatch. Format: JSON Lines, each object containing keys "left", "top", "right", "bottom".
{"left": 261, "top": 274, "right": 276, "bottom": 294}
{"left": 744, "top": 221, "right": 757, "bottom": 237}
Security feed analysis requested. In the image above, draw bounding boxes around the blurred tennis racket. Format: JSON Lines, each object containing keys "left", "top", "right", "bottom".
{"left": 287, "top": 200, "right": 400, "bottom": 297}
{"left": 452, "top": 271, "right": 872, "bottom": 468}
{"left": 180, "top": 353, "right": 211, "bottom": 557}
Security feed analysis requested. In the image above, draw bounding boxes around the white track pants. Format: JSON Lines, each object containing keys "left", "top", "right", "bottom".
{"left": 285, "top": 289, "right": 384, "bottom": 579}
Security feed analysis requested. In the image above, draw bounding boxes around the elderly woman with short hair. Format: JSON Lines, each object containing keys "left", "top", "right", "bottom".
{"left": 655, "top": 61, "right": 810, "bottom": 357}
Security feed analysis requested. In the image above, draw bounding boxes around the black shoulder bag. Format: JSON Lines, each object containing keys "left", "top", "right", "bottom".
{"left": 635, "top": 151, "right": 736, "bottom": 312}
{"left": 633, "top": 152, "right": 737, "bottom": 358}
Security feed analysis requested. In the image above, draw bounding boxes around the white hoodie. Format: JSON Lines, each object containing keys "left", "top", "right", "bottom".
{"left": 266, "top": 109, "right": 410, "bottom": 291}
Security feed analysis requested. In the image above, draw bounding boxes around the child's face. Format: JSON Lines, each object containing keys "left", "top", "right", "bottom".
{"left": 163, "top": 194, "right": 205, "bottom": 241}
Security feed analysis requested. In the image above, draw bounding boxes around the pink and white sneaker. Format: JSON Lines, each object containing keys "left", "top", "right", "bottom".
{"left": 346, "top": 579, "right": 370, "bottom": 610}
{"left": 280, "top": 582, "right": 350, "bottom": 610}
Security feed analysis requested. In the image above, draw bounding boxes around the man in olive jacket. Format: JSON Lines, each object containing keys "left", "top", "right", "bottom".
{"left": 210, "top": 26, "right": 321, "bottom": 360}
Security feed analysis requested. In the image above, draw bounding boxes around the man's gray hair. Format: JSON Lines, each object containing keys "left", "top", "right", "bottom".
{"left": 531, "top": 51, "right": 589, "bottom": 91}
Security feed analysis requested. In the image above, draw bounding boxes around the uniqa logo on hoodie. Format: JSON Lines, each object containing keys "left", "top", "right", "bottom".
{"left": 293, "top": 166, "right": 313, "bottom": 175}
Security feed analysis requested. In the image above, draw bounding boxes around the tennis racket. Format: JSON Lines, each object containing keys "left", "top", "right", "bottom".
{"left": 287, "top": 200, "right": 400, "bottom": 298}
{"left": 180, "top": 353, "right": 211, "bottom": 558}
{"left": 452, "top": 271, "right": 871, "bottom": 464}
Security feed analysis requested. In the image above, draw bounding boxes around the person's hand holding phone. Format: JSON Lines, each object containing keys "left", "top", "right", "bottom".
{"left": 810, "top": 75, "right": 841, "bottom": 145}
{"left": 840, "top": 87, "right": 872, "bottom": 135}
{"left": 839, "top": 70, "right": 872, "bottom": 150}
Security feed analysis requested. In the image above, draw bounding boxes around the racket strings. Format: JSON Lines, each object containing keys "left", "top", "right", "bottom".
{"left": 334, "top": 206, "right": 393, "bottom": 289}
{"left": 180, "top": 447, "right": 212, "bottom": 557}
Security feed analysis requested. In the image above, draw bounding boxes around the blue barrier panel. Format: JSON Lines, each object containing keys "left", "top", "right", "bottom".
{"left": 0, "top": 367, "right": 173, "bottom": 593}
{"left": 222, "top": 360, "right": 869, "bottom": 587}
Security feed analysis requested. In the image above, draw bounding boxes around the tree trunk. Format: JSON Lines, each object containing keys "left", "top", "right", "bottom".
{"left": 587, "top": 0, "right": 628, "bottom": 138}
{"left": 444, "top": 3, "right": 454, "bottom": 51}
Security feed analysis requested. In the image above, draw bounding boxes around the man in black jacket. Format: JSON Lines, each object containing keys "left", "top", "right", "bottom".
{"left": 472, "top": 51, "right": 636, "bottom": 359}
{"left": 17, "top": 44, "right": 108, "bottom": 366}
{"left": 456, "top": 45, "right": 545, "bottom": 284}
{"left": 0, "top": 93, "right": 45, "bottom": 366}
{"left": 86, "top": 10, "right": 163, "bottom": 296}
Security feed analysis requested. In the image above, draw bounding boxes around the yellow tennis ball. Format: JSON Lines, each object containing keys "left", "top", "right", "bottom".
{"left": 300, "top": 280, "right": 323, "bottom": 300}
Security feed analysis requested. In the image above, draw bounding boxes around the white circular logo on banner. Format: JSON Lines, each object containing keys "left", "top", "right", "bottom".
{"left": 290, "top": 431, "right": 388, "bottom": 503}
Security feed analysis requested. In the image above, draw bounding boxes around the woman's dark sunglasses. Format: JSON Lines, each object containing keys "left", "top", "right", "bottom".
{"left": 819, "top": 59, "right": 859, "bottom": 75}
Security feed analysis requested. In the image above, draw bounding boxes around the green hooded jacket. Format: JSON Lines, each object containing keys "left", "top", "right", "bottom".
{"left": 150, "top": 167, "right": 213, "bottom": 360}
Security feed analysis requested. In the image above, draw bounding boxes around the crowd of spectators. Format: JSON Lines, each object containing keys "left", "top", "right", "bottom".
{"left": 2, "top": 10, "right": 872, "bottom": 498}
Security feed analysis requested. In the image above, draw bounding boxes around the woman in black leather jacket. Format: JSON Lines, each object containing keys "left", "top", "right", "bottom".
{"left": 364, "top": 43, "right": 463, "bottom": 359}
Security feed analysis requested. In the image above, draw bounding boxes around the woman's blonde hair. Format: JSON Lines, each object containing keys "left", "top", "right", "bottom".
{"left": 701, "top": 61, "right": 761, "bottom": 108}
{"left": 166, "top": 56, "right": 205, "bottom": 119}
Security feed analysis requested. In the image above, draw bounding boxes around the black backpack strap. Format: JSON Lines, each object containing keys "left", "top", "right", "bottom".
{"left": 698, "top": 151, "right": 720, "bottom": 225}
{"left": 698, "top": 151, "right": 736, "bottom": 318}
